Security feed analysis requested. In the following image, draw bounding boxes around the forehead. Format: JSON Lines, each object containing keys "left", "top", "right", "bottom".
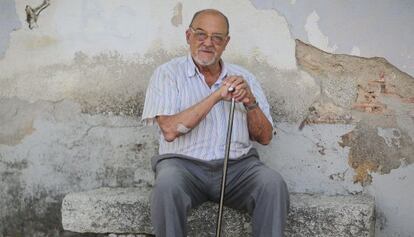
{"left": 191, "top": 12, "right": 227, "bottom": 33}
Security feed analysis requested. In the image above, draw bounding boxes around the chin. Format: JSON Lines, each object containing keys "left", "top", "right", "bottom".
{"left": 194, "top": 55, "right": 216, "bottom": 66}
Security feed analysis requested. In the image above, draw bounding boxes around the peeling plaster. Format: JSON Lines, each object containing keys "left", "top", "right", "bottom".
{"left": 0, "top": 98, "right": 157, "bottom": 235}
{"left": 296, "top": 39, "right": 414, "bottom": 109}
{"left": 0, "top": 0, "right": 296, "bottom": 77}
{"left": 0, "top": 0, "right": 21, "bottom": 59}
{"left": 0, "top": 48, "right": 308, "bottom": 122}
{"left": 380, "top": 95, "right": 414, "bottom": 144}
{"left": 350, "top": 46, "right": 361, "bottom": 56}
{"left": 304, "top": 11, "right": 337, "bottom": 52}
{"left": 296, "top": 39, "right": 414, "bottom": 187}
{"left": 0, "top": 50, "right": 172, "bottom": 116}
{"left": 0, "top": 1, "right": 413, "bottom": 237}
{"left": 260, "top": 123, "right": 363, "bottom": 195}
{"left": 251, "top": 0, "right": 414, "bottom": 77}
{"left": 340, "top": 119, "right": 414, "bottom": 185}
{"left": 377, "top": 127, "right": 401, "bottom": 148}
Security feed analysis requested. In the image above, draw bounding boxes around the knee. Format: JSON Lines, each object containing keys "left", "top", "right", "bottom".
{"left": 153, "top": 167, "right": 186, "bottom": 196}
{"left": 258, "top": 169, "right": 289, "bottom": 197}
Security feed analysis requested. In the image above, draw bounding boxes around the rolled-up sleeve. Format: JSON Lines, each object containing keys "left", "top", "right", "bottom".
{"left": 141, "top": 66, "right": 179, "bottom": 126}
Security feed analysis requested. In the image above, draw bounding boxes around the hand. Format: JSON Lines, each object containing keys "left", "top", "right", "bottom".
{"left": 220, "top": 75, "right": 255, "bottom": 105}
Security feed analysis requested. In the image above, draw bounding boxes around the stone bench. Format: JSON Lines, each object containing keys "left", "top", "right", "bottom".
{"left": 62, "top": 187, "right": 375, "bottom": 237}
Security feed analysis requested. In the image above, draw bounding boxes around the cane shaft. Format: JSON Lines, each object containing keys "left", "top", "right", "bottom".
{"left": 215, "top": 98, "right": 236, "bottom": 237}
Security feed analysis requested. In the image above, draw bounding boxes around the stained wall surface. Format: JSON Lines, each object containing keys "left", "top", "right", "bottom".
{"left": 0, "top": 0, "right": 413, "bottom": 236}
{"left": 253, "top": 0, "right": 414, "bottom": 77}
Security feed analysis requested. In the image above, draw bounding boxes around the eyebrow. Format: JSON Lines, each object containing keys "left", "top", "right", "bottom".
{"left": 192, "top": 27, "right": 227, "bottom": 36}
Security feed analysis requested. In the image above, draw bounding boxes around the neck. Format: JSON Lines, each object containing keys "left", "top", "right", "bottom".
{"left": 194, "top": 59, "right": 222, "bottom": 87}
{"left": 199, "top": 64, "right": 221, "bottom": 77}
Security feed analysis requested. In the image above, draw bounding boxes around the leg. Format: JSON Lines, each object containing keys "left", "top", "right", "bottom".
{"left": 151, "top": 158, "right": 208, "bottom": 237}
{"left": 224, "top": 158, "right": 289, "bottom": 237}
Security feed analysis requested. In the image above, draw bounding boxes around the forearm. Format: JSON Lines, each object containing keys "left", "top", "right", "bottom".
{"left": 224, "top": 75, "right": 273, "bottom": 144}
{"left": 247, "top": 107, "right": 273, "bottom": 145}
{"left": 157, "top": 91, "right": 221, "bottom": 142}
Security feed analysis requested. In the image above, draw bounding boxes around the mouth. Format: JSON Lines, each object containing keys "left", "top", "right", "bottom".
{"left": 198, "top": 48, "right": 215, "bottom": 54}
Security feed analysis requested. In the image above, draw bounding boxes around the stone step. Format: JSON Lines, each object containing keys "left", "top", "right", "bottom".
{"left": 61, "top": 187, "right": 375, "bottom": 237}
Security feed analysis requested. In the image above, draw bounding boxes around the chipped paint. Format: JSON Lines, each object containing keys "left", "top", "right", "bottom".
{"left": 251, "top": 0, "right": 414, "bottom": 77}
{"left": 296, "top": 37, "right": 413, "bottom": 235}
{"left": 350, "top": 159, "right": 378, "bottom": 185}
{"left": 377, "top": 127, "right": 401, "bottom": 148}
{"left": 0, "top": 98, "right": 158, "bottom": 235}
{"left": 304, "top": 11, "right": 337, "bottom": 53}
{"left": 0, "top": 1, "right": 413, "bottom": 236}
{"left": 0, "top": 2, "right": 297, "bottom": 235}
{"left": 350, "top": 46, "right": 361, "bottom": 56}
{"left": 0, "top": 0, "right": 296, "bottom": 77}
{"left": 339, "top": 120, "right": 413, "bottom": 185}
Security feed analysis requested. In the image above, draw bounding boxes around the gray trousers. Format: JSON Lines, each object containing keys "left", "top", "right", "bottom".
{"left": 150, "top": 149, "right": 289, "bottom": 237}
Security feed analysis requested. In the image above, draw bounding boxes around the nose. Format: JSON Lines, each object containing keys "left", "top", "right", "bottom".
{"left": 202, "top": 36, "right": 213, "bottom": 46}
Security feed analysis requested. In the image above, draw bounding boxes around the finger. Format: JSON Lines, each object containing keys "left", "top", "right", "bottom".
{"left": 233, "top": 87, "right": 243, "bottom": 96}
{"left": 220, "top": 84, "right": 230, "bottom": 97}
{"left": 235, "top": 81, "right": 250, "bottom": 93}
{"left": 233, "top": 76, "right": 245, "bottom": 86}
{"left": 242, "top": 97, "right": 250, "bottom": 104}
{"left": 225, "top": 75, "right": 244, "bottom": 89}
{"left": 234, "top": 90, "right": 247, "bottom": 101}
{"left": 235, "top": 83, "right": 247, "bottom": 91}
{"left": 224, "top": 76, "right": 238, "bottom": 84}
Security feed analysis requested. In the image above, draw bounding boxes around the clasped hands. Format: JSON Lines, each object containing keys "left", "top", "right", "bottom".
{"left": 218, "top": 75, "right": 256, "bottom": 106}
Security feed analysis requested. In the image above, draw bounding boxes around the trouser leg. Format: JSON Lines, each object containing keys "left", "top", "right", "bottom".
{"left": 150, "top": 158, "right": 208, "bottom": 237}
{"left": 223, "top": 157, "right": 290, "bottom": 237}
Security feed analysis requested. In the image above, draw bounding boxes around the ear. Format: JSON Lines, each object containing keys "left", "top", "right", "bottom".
{"left": 185, "top": 29, "right": 191, "bottom": 44}
{"left": 222, "top": 35, "right": 230, "bottom": 50}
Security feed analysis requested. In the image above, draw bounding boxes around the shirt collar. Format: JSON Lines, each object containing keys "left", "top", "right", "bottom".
{"left": 186, "top": 54, "right": 198, "bottom": 77}
{"left": 186, "top": 54, "right": 228, "bottom": 82}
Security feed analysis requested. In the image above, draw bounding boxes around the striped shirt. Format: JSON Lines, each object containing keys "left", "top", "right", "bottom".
{"left": 141, "top": 55, "right": 273, "bottom": 161}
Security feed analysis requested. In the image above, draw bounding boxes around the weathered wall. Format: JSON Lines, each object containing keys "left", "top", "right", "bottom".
{"left": 253, "top": 0, "right": 414, "bottom": 77}
{"left": 0, "top": 0, "right": 413, "bottom": 236}
{"left": 0, "top": 0, "right": 21, "bottom": 59}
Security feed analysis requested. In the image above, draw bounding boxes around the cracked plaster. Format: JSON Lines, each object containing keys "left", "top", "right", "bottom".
{"left": 0, "top": 0, "right": 413, "bottom": 236}
{"left": 251, "top": 0, "right": 414, "bottom": 77}
{"left": 296, "top": 39, "right": 414, "bottom": 184}
{"left": 0, "top": 98, "right": 157, "bottom": 235}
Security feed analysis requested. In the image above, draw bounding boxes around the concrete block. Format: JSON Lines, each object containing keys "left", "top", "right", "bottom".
{"left": 62, "top": 187, "right": 375, "bottom": 237}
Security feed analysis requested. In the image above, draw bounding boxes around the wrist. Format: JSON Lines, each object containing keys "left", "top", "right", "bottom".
{"left": 211, "top": 90, "right": 222, "bottom": 102}
{"left": 243, "top": 96, "right": 257, "bottom": 107}
{"left": 244, "top": 100, "right": 259, "bottom": 111}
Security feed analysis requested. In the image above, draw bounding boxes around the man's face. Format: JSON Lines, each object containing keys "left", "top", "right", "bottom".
{"left": 186, "top": 13, "right": 230, "bottom": 67}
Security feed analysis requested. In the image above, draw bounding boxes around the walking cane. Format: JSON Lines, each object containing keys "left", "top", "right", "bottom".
{"left": 215, "top": 87, "right": 236, "bottom": 237}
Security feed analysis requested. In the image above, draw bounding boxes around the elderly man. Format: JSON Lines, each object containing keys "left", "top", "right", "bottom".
{"left": 142, "top": 9, "right": 289, "bottom": 237}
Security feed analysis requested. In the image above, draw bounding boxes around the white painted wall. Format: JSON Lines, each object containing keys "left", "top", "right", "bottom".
{"left": 0, "top": 0, "right": 296, "bottom": 77}
{"left": 0, "top": 0, "right": 413, "bottom": 236}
